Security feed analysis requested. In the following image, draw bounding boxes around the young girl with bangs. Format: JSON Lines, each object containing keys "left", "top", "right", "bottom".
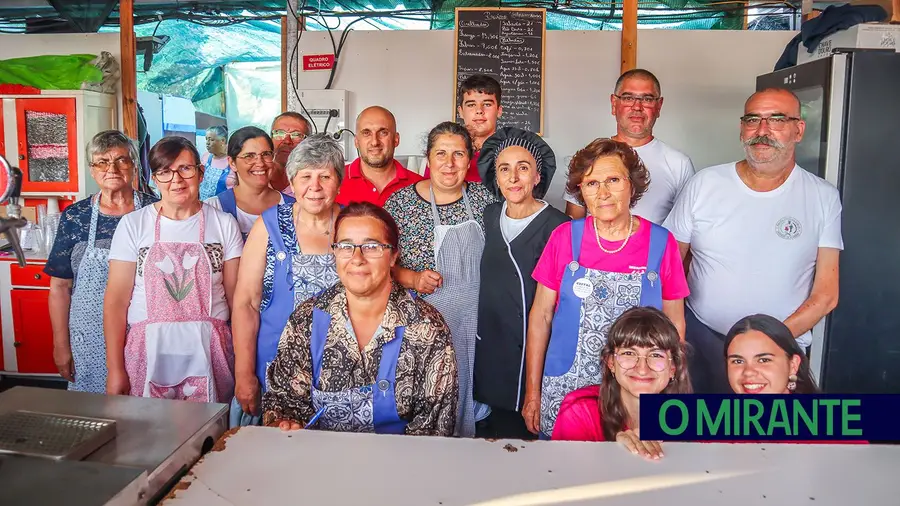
{"left": 552, "top": 306, "right": 691, "bottom": 460}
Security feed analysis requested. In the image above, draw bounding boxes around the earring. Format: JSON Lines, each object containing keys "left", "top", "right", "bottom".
{"left": 787, "top": 374, "right": 798, "bottom": 392}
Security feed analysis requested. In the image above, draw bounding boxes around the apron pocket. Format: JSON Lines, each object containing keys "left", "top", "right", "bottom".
{"left": 144, "top": 321, "right": 215, "bottom": 400}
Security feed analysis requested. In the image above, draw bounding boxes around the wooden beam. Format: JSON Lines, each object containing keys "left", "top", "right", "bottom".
{"left": 119, "top": 0, "right": 137, "bottom": 138}
{"left": 892, "top": 0, "right": 899, "bottom": 22}
{"left": 281, "top": 15, "right": 288, "bottom": 112}
{"left": 621, "top": 0, "right": 638, "bottom": 73}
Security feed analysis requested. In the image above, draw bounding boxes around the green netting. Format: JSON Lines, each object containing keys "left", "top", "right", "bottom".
{"left": 134, "top": 19, "right": 280, "bottom": 116}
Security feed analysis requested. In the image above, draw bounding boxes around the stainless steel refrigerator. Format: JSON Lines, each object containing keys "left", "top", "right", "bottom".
{"left": 757, "top": 49, "right": 900, "bottom": 394}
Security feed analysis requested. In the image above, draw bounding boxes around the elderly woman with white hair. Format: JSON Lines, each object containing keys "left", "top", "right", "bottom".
{"left": 230, "top": 133, "right": 343, "bottom": 426}
{"left": 45, "top": 130, "right": 158, "bottom": 392}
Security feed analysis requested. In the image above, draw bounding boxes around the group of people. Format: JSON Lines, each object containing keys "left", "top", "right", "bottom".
{"left": 45, "top": 68, "right": 843, "bottom": 456}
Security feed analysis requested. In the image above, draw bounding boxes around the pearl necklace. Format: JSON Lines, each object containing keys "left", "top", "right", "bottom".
{"left": 594, "top": 214, "right": 634, "bottom": 254}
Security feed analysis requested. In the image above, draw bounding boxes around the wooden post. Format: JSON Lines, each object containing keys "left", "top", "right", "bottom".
{"left": 119, "top": 0, "right": 137, "bottom": 138}
{"left": 281, "top": 15, "right": 288, "bottom": 112}
{"left": 892, "top": 0, "right": 899, "bottom": 22}
{"left": 621, "top": 0, "right": 638, "bottom": 73}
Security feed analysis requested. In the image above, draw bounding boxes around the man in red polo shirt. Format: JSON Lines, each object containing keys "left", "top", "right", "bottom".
{"left": 424, "top": 74, "right": 503, "bottom": 183}
{"left": 336, "top": 106, "right": 422, "bottom": 207}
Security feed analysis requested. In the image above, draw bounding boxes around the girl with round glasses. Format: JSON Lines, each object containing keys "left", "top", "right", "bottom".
{"left": 261, "top": 202, "right": 459, "bottom": 436}
{"left": 552, "top": 307, "right": 691, "bottom": 459}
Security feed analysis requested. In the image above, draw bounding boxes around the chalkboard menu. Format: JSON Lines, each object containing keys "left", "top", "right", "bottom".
{"left": 454, "top": 8, "right": 546, "bottom": 135}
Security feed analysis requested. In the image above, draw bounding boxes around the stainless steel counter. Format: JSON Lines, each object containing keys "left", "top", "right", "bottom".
{"left": 0, "top": 387, "right": 228, "bottom": 505}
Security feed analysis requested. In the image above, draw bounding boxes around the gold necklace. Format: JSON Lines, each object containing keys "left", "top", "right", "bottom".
{"left": 294, "top": 205, "right": 333, "bottom": 236}
{"left": 594, "top": 214, "right": 634, "bottom": 254}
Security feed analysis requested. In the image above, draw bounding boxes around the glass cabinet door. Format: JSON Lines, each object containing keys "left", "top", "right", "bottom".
{"left": 15, "top": 97, "right": 79, "bottom": 193}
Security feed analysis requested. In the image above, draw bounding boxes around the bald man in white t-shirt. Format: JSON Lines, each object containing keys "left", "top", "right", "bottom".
{"left": 663, "top": 88, "right": 842, "bottom": 393}
{"left": 565, "top": 69, "right": 695, "bottom": 225}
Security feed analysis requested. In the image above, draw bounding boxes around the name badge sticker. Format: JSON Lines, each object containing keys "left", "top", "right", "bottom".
{"left": 572, "top": 278, "right": 594, "bottom": 299}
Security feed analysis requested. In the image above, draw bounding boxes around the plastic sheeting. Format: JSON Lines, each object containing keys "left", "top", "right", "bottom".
{"left": 134, "top": 19, "right": 280, "bottom": 116}
{"left": 224, "top": 61, "right": 281, "bottom": 132}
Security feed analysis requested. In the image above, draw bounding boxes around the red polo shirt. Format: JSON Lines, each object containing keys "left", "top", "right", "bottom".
{"left": 336, "top": 158, "right": 423, "bottom": 207}
{"left": 423, "top": 150, "right": 482, "bottom": 182}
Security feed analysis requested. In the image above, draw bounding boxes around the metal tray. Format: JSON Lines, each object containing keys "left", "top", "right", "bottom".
{"left": 0, "top": 410, "right": 117, "bottom": 461}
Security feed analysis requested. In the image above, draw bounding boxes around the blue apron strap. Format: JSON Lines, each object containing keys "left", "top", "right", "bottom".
{"left": 543, "top": 220, "right": 587, "bottom": 379}
{"left": 639, "top": 223, "right": 669, "bottom": 310}
{"left": 281, "top": 192, "right": 296, "bottom": 205}
{"left": 373, "top": 326, "right": 407, "bottom": 434}
{"left": 570, "top": 218, "right": 585, "bottom": 263}
{"left": 217, "top": 188, "right": 238, "bottom": 219}
{"left": 310, "top": 308, "right": 332, "bottom": 390}
{"left": 216, "top": 168, "right": 230, "bottom": 195}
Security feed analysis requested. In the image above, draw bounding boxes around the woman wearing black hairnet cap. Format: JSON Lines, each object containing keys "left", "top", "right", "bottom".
{"left": 473, "top": 127, "right": 569, "bottom": 440}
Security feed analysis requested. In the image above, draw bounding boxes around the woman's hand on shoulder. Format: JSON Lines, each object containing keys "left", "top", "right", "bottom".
{"left": 616, "top": 428, "right": 664, "bottom": 461}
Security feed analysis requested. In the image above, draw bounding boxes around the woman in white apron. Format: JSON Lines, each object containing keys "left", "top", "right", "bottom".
{"left": 104, "top": 136, "right": 244, "bottom": 403}
{"left": 46, "top": 130, "right": 157, "bottom": 393}
{"left": 384, "top": 122, "right": 499, "bottom": 437}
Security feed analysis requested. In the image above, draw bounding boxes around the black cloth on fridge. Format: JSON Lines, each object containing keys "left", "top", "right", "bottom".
{"left": 774, "top": 4, "right": 887, "bottom": 71}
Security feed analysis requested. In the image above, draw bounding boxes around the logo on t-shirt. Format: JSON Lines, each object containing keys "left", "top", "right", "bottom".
{"left": 775, "top": 216, "right": 803, "bottom": 240}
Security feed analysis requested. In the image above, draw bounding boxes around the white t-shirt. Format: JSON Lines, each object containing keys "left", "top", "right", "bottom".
{"left": 109, "top": 204, "right": 244, "bottom": 324}
{"left": 205, "top": 194, "right": 287, "bottom": 236}
{"left": 662, "top": 162, "right": 843, "bottom": 347}
{"left": 564, "top": 138, "right": 695, "bottom": 225}
{"left": 500, "top": 201, "right": 548, "bottom": 243}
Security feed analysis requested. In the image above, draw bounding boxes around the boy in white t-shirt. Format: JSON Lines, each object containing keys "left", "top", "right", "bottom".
{"left": 663, "top": 88, "right": 842, "bottom": 393}
{"left": 564, "top": 69, "right": 695, "bottom": 225}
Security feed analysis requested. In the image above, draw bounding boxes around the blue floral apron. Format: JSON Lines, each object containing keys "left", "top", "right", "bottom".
{"left": 198, "top": 154, "right": 229, "bottom": 201}
{"left": 307, "top": 308, "right": 407, "bottom": 434}
{"left": 539, "top": 217, "right": 668, "bottom": 437}
{"left": 228, "top": 203, "right": 336, "bottom": 428}
{"left": 67, "top": 192, "right": 142, "bottom": 393}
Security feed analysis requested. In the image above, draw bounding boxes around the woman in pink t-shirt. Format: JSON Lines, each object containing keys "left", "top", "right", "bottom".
{"left": 552, "top": 307, "right": 691, "bottom": 459}
{"left": 522, "top": 138, "right": 690, "bottom": 439}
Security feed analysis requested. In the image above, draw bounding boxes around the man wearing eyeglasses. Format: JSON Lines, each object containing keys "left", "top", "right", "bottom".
{"left": 663, "top": 88, "right": 842, "bottom": 394}
{"left": 271, "top": 112, "right": 312, "bottom": 197}
{"left": 564, "top": 69, "right": 695, "bottom": 225}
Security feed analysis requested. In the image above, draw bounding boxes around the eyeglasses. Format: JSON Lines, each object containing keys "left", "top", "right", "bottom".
{"left": 90, "top": 157, "right": 134, "bottom": 171}
{"left": 154, "top": 164, "right": 200, "bottom": 183}
{"left": 272, "top": 130, "right": 307, "bottom": 142}
{"left": 740, "top": 114, "right": 800, "bottom": 131}
{"left": 580, "top": 176, "right": 629, "bottom": 195}
{"left": 615, "top": 351, "right": 671, "bottom": 372}
{"left": 332, "top": 242, "right": 394, "bottom": 259}
{"left": 615, "top": 94, "right": 661, "bottom": 107}
{"left": 237, "top": 151, "right": 275, "bottom": 163}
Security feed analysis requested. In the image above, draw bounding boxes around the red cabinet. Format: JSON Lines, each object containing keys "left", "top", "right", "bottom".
{"left": 10, "top": 288, "right": 55, "bottom": 374}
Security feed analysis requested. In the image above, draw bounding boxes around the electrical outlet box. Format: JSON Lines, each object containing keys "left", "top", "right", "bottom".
{"left": 293, "top": 89, "right": 353, "bottom": 162}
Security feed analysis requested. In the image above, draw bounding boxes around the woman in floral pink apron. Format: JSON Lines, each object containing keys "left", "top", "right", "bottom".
{"left": 104, "top": 137, "right": 243, "bottom": 403}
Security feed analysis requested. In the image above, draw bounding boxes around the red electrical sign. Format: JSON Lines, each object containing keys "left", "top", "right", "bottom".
{"left": 302, "top": 54, "right": 335, "bottom": 71}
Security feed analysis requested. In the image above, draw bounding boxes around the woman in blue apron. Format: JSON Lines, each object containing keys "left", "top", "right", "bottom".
{"left": 45, "top": 130, "right": 157, "bottom": 393}
{"left": 384, "top": 122, "right": 498, "bottom": 438}
{"left": 522, "top": 138, "right": 690, "bottom": 438}
{"left": 204, "top": 126, "right": 294, "bottom": 242}
{"left": 229, "top": 134, "right": 344, "bottom": 427}
{"left": 198, "top": 126, "right": 232, "bottom": 200}
{"left": 261, "top": 202, "right": 459, "bottom": 436}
